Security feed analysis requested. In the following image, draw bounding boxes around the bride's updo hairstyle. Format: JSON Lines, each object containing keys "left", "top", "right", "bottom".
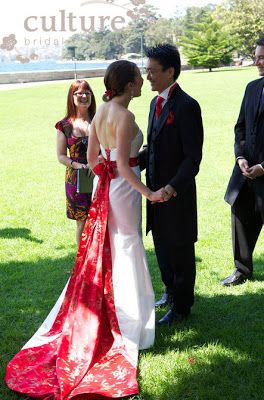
{"left": 103, "top": 60, "right": 138, "bottom": 102}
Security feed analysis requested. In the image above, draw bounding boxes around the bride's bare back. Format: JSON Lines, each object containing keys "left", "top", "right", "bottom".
{"left": 94, "top": 102, "right": 138, "bottom": 149}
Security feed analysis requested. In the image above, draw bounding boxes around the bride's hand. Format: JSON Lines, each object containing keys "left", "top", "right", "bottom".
{"left": 149, "top": 188, "right": 166, "bottom": 203}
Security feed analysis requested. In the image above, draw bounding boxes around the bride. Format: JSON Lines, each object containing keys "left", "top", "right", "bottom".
{"left": 5, "top": 60, "right": 165, "bottom": 399}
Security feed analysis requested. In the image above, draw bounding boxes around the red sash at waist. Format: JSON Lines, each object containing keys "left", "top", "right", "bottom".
{"left": 93, "top": 156, "right": 139, "bottom": 180}
{"left": 109, "top": 157, "right": 139, "bottom": 168}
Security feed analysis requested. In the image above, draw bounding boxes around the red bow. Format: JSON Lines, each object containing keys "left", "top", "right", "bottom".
{"left": 104, "top": 89, "right": 116, "bottom": 100}
{"left": 93, "top": 159, "right": 116, "bottom": 180}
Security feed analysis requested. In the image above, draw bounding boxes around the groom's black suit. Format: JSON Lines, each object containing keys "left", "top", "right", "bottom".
{"left": 141, "top": 84, "right": 203, "bottom": 314}
{"left": 225, "top": 77, "right": 264, "bottom": 275}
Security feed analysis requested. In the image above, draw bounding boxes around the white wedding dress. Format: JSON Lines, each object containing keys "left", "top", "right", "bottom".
{"left": 6, "top": 129, "right": 155, "bottom": 399}
{"left": 95, "top": 130, "right": 155, "bottom": 363}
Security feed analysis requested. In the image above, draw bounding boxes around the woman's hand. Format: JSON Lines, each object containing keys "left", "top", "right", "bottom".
{"left": 71, "top": 161, "right": 88, "bottom": 169}
{"left": 148, "top": 188, "right": 167, "bottom": 203}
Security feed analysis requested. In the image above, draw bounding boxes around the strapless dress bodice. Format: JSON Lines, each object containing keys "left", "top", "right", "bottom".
{"left": 100, "top": 130, "right": 143, "bottom": 161}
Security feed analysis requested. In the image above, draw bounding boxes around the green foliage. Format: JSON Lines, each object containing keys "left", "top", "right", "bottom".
{"left": 60, "top": 1, "right": 264, "bottom": 62}
{"left": 144, "top": 18, "right": 175, "bottom": 47}
{"left": 181, "top": 13, "right": 234, "bottom": 71}
{"left": 123, "top": 21, "right": 146, "bottom": 54}
{"left": 183, "top": 4, "right": 217, "bottom": 32}
{"left": 214, "top": 0, "right": 264, "bottom": 58}
{"left": 63, "top": 4, "right": 159, "bottom": 59}
{"left": 63, "top": 30, "right": 125, "bottom": 60}
{"left": 96, "top": 30, "right": 125, "bottom": 60}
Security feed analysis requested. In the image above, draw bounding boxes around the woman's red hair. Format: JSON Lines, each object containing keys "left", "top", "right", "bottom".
{"left": 65, "top": 80, "right": 96, "bottom": 121}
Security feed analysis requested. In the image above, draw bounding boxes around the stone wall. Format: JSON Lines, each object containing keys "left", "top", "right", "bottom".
{"left": 0, "top": 68, "right": 106, "bottom": 84}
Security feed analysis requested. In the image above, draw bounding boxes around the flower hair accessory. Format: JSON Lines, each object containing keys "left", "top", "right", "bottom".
{"left": 104, "top": 89, "right": 116, "bottom": 100}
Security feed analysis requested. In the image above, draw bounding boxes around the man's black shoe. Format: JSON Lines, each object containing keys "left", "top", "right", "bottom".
{"left": 221, "top": 269, "right": 252, "bottom": 287}
{"left": 157, "top": 309, "right": 189, "bottom": 326}
{"left": 155, "top": 293, "right": 173, "bottom": 308}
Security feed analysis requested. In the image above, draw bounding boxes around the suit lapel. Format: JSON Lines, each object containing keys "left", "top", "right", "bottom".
{"left": 147, "top": 99, "right": 156, "bottom": 141}
{"left": 258, "top": 87, "right": 264, "bottom": 116}
{"left": 152, "top": 102, "right": 170, "bottom": 140}
{"left": 151, "top": 85, "right": 180, "bottom": 141}
{"left": 254, "top": 79, "right": 264, "bottom": 119}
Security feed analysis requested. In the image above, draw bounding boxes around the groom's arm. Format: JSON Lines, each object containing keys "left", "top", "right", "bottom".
{"left": 138, "top": 145, "right": 148, "bottom": 171}
{"left": 169, "top": 99, "right": 203, "bottom": 194}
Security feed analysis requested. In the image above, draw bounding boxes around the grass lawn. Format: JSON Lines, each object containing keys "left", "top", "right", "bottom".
{"left": 1, "top": 66, "right": 264, "bottom": 400}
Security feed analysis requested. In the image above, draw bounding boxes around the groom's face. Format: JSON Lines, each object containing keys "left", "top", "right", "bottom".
{"left": 255, "top": 45, "right": 264, "bottom": 76}
{"left": 146, "top": 58, "right": 174, "bottom": 94}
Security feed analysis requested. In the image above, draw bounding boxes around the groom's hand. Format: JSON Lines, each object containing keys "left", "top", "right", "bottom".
{"left": 243, "top": 164, "right": 264, "bottom": 179}
{"left": 163, "top": 184, "right": 177, "bottom": 201}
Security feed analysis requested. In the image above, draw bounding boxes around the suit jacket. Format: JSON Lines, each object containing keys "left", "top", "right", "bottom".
{"left": 225, "top": 77, "right": 264, "bottom": 208}
{"left": 140, "top": 84, "right": 203, "bottom": 245}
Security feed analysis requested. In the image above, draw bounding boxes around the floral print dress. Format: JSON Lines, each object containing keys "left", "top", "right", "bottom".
{"left": 55, "top": 118, "right": 91, "bottom": 221}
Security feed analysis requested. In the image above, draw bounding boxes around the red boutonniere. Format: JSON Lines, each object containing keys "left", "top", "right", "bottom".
{"left": 166, "top": 111, "right": 174, "bottom": 125}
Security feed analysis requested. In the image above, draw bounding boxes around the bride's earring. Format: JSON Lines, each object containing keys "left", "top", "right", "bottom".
{"left": 130, "top": 90, "right": 134, "bottom": 100}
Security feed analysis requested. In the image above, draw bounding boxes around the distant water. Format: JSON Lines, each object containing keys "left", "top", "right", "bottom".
{"left": 0, "top": 60, "right": 111, "bottom": 73}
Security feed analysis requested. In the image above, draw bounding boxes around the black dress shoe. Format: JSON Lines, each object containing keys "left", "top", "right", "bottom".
{"left": 155, "top": 293, "right": 173, "bottom": 308}
{"left": 157, "top": 309, "right": 189, "bottom": 326}
{"left": 221, "top": 269, "right": 252, "bottom": 287}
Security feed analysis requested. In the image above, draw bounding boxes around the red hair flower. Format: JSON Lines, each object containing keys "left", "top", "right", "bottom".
{"left": 104, "top": 89, "right": 116, "bottom": 100}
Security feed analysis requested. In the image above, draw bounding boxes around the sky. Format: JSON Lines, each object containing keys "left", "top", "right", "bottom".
{"left": 0, "top": 0, "right": 222, "bottom": 50}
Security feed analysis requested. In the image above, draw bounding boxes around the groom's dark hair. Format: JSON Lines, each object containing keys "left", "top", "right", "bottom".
{"left": 256, "top": 38, "right": 264, "bottom": 46}
{"left": 145, "top": 44, "right": 181, "bottom": 81}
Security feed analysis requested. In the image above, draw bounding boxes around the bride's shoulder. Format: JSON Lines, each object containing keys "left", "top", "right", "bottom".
{"left": 118, "top": 107, "right": 134, "bottom": 119}
{"left": 117, "top": 108, "right": 135, "bottom": 126}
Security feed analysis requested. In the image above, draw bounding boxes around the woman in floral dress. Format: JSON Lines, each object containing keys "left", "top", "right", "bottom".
{"left": 55, "top": 80, "right": 96, "bottom": 245}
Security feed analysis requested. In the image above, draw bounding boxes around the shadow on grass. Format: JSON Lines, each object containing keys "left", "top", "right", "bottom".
{"left": 0, "top": 252, "right": 76, "bottom": 400}
{"left": 251, "top": 253, "right": 264, "bottom": 281}
{"left": 2, "top": 249, "right": 264, "bottom": 400}
{"left": 0, "top": 227, "right": 43, "bottom": 243}
{"left": 140, "top": 252, "right": 264, "bottom": 399}
{"left": 146, "top": 248, "right": 202, "bottom": 296}
{"left": 141, "top": 288, "right": 264, "bottom": 399}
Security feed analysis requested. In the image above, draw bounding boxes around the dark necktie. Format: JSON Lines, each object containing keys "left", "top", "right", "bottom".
{"left": 155, "top": 96, "right": 163, "bottom": 118}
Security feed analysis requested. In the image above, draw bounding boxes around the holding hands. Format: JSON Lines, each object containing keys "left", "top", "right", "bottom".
{"left": 149, "top": 184, "right": 177, "bottom": 203}
{"left": 163, "top": 184, "right": 177, "bottom": 201}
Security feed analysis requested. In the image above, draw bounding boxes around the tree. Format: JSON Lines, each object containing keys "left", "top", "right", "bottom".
{"left": 96, "top": 31, "right": 125, "bottom": 59}
{"left": 183, "top": 4, "right": 216, "bottom": 31}
{"left": 63, "top": 30, "right": 124, "bottom": 60}
{"left": 181, "top": 13, "right": 234, "bottom": 72}
{"left": 214, "top": 0, "right": 264, "bottom": 59}
{"left": 145, "top": 18, "right": 176, "bottom": 47}
{"left": 63, "top": 34, "right": 89, "bottom": 60}
{"left": 123, "top": 4, "right": 158, "bottom": 53}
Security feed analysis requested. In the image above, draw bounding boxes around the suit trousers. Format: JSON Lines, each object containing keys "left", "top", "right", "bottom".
{"left": 232, "top": 181, "right": 264, "bottom": 274}
{"left": 152, "top": 231, "right": 195, "bottom": 315}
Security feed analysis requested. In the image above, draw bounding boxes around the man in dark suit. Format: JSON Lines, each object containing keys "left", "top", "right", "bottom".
{"left": 140, "top": 44, "right": 203, "bottom": 325}
{"left": 223, "top": 38, "right": 264, "bottom": 286}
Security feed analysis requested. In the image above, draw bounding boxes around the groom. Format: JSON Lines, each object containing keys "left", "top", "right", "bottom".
{"left": 141, "top": 44, "right": 203, "bottom": 326}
